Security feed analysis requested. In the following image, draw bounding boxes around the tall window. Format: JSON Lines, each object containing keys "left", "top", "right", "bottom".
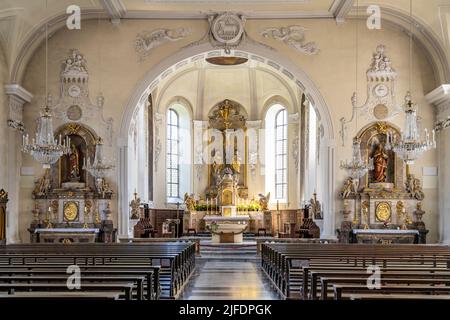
{"left": 265, "top": 103, "right": 288, "bottom": 202}
{"left": 275, "top": 109, "right": 288, "bottom": 199}
{"left": 166, "top": 108, "right": 179, "bottom": 198}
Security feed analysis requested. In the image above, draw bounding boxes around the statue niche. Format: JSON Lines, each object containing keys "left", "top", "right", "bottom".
{"left": 61, "top": 134, "right": 86, "bottom": 186}
{"left": 357, "top": 122, "right": 402, "bottom": 190}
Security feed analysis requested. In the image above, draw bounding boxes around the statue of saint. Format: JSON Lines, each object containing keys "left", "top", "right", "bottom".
{"left": 373, "top": 143, "right": 388, "bottom": 183}
{"left": 69, "top": 144, "right": 80, "bottom": 181}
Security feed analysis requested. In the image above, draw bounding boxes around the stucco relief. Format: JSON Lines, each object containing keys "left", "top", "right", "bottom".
{"left": 51, "top": 49, "right": 113, "bottom": 146}
{"left": 135, "top": 28, "right": 192, "bottom": 61}
{"left": 260, "top": 26, "right": 319, "bottom": 55}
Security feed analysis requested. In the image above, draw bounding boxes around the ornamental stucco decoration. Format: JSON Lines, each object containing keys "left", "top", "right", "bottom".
{"left": 260, "top": 26, "right": 319, "bottom": 55}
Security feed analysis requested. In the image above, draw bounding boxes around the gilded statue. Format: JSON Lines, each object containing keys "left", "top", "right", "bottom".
{"left": 184, "top": 193, "right": 196, "bottom": 211}
{"left": 69, "top": 144, "right": 81, "bottom": 181}
{"left": 33, "top": 169, "right": 52, "bottom": 195}
{"left": 258, "top": 192, "right": 270, "bottom": 211}
{"left": 405, "top": 174, "right": 425, "bottom": 200}
{"left": 340, "top": 177, "right": 354, "bottom": 199}
{"left": 372, "top": 143, "right": 388, "bottom": 183}
{"left": 232, "top": 153, "right": 241, "bottom": 174}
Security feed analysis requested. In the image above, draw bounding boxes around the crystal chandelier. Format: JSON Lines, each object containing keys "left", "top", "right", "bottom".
{"left": 340, "top": 137, "right": 374, "bottom": 182}
{"left": 83, "top": 138, "right": 114, "bottom": 179}
{"left": 339, "top": 1, "right": 373, "bottom": 186}
{"left": 22, "top": 106, "right": 71, "bottom": 168}
{"left": 385, "top": 93, "right": 436, "bottom": 164}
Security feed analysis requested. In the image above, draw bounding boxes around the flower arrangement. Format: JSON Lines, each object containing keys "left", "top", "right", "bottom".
{"left": 237, "top": 202, "right": 262, "bottom": 212}
{"left": 194, "top": 204, "right": 219, "bottom": 211}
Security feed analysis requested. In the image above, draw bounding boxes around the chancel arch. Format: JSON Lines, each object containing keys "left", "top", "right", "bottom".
{"left": 118, "top": 44, "right": 336, "bottom": 239}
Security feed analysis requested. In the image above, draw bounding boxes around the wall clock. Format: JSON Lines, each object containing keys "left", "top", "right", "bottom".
{"left": 68, "top": 85, "right": 81, "bottom": 98}
{"left": 374, "top": 84, "right": 388, "bottom": 97}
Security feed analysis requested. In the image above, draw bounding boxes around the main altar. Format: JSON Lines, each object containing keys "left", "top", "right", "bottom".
{"left": 183, "top": 100, "right": 270, "bottom": 243}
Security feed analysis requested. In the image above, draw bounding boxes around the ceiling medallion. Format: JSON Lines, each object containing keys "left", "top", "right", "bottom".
{"left": 206, "top": 56, "right": 248, "bottom": 66}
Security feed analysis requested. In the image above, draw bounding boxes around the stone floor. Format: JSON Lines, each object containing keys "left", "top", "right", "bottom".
{"left": 178, "top": 241, "right": 281, "bottom": 300}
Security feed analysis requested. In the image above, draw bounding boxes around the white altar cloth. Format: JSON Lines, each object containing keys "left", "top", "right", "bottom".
{"left": 34, "top": 228, "right": 100, "bottom": 233}
{"left": 352, "top": 229, "right": 419, "bottom": 235}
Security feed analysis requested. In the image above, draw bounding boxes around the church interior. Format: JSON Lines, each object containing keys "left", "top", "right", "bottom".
{"left": 1, "top": 0, "right": 450, "bottom": 305}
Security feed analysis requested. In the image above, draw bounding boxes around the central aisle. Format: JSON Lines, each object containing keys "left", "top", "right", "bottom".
{"left": 179, "top": 241, "right": 280, "bottom": 300}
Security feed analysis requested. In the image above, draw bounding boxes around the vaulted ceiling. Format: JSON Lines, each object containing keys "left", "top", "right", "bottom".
{"left": 0, "top": 0, "right": 449, "bottom": 83}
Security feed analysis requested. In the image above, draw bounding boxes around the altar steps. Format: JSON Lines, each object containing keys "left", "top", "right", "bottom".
{"left": 198, "top": 240, "right": 258, "bottom": 260}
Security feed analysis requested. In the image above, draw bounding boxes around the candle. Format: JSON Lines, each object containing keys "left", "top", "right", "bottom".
{"left": 277, "top": 200, "right": 279, "bottom": 211}
{"left": 206, "top": 198, "right": 209, "bottom": 215}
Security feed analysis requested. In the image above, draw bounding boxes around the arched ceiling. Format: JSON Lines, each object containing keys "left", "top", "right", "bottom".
{"left": 0, "top": 0, "right": 449, "bottom": 84}
{"left": 150, "top": 57, "right": 301, "bottom": 120}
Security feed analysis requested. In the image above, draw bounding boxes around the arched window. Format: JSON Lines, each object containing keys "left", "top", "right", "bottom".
{"left": 265, "top": 103, "right": 288, "bottom": 202}
{"left": 166, "top": 108, "right": 180, "bottom": 198}
{"left": 275, "top": 109, "right": 288, "bottom": 199}
{"left": 166, "top": 101, "right": 192, "bottom": 203}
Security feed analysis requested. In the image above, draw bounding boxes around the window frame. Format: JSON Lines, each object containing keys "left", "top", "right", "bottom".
{"left": 274, "top": 108, "right": 288, "bottom": 200}
{"left": 166, "top": 108, "right": 180, "bottom": 199}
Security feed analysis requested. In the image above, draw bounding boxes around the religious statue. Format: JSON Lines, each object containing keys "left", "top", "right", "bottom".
{"left": 33, "top": 169, "right": 52, "bottom": 195}
{"left": 396, "top": 201, "right": 405, "bottom": 226}
{"left": 310, "top": 192, "right": 322, "bottom": 220}
{"left": 69, "top": 144, "right": 81, "bottom": 181}
{"left": 184, "top": 193, "right": 196, "bottom": 211}
{"left": 130, "top": 191, "right": 141, "bottom": 219}
{"left": 0, "top": 206, "right": 5, "bottom": 241}
{"left": 372, "top": 143, "right": 388, "bottom": 183}
{"left": 232, "top": 153, "right": 241, "bottom": 174}
{"left": 258, "top": 192, "right": 270, "bottom": 211}
{"left": 361, "top": 201, "right": 369, "bottom": 229}
{"left": 414, "top": 202, "right": 425, "bottom": 222}
{"left": 405, "top": 174, "right": 425, "bottom": 200}
{"left": 340, "top": 177, "right": 354, "bottom": 199}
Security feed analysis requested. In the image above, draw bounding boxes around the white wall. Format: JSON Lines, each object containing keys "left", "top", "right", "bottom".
{"left": 15, "top": 18, "right": 439, "bottom": 242}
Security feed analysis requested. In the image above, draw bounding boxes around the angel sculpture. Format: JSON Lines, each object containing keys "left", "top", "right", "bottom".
{"left": 260, "top": 26, "right": 319, "bottom": 55}
{"left": 184, "top": 193, "right": 196, "bottom": 211}
{"left": 258, "top": 192, "right": 270, "bottom": 211}
{"left": 340, "top": 177, "right": 354, "bottom": 199}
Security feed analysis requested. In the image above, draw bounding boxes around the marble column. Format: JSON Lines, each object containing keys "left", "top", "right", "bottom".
{"left": 118, "top": 143, "right": 130, "bottom": 238}
{"left": 426, "top": 84, "right": 450, "bottom": 243}
{"left": 4, "top": 84, "right": 33, "bottom": 244}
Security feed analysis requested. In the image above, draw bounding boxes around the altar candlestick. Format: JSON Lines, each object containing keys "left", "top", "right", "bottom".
{"left": 277, "top": 200, "right": 279, "bottom": 212}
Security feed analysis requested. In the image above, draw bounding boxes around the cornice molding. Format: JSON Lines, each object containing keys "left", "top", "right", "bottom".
{"left": 426, "top": 84, "right": 450, "bottom": 107}
{"left": 330, "top": 0, "right": 354, "bottom": 23}
{"left": 4, "top": 84, "right": 33, "bottom": 103}
{"left": 100, "top": 0, "right": 127, "bottom": 20}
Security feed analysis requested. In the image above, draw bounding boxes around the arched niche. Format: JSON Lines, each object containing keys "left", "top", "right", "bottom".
{"left": 356, "top": 121, "right": 403, "bottom": 190}
{"left": 52, "top": 123, "right": 99, "bottom": 190}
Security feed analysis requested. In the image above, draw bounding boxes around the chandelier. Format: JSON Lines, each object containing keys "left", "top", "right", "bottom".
{"left": 385, "top": 93, "right": 436, "bottom": 164}
{"left": 339, "top": 1, "right": 373, "bottom": 186}
{"left": 83, "top": 138, "right": 114, "bottom": 179}
{"left": 22, "top": 106, "right": 71, "bottom": 168}
{"left": 340, "top": 137, "right": 374, "bottom": 182}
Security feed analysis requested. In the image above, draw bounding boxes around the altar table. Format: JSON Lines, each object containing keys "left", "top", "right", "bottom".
{"left": 352, "top": 229, "right": 419, "bottom": 244}
{"left": 34, "top": 228, "right": 100, "bottom": 243}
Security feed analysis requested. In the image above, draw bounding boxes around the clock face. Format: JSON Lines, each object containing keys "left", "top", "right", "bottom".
{"left": 68, "top": 85, "right": 81, "bottom": 98}
{"left": 374, "top": 84, "right": 388, "bottom": 97}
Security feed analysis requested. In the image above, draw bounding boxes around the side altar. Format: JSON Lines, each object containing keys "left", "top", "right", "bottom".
{"left": 337, "top": 122, "right": 428, "bottom": 244}
{"left": 27, "top": 50, "right": 116, "bottom": 243}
